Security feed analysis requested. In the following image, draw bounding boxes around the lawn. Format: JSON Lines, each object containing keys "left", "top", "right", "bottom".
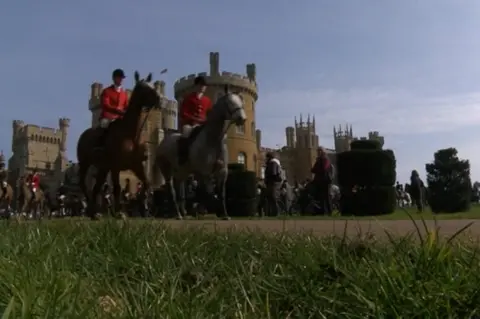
{"left": 254, "top": 206, "right": 480, "bottom": 220}
{"left": 0, "top": 219, "right": 480, "bottom": 318}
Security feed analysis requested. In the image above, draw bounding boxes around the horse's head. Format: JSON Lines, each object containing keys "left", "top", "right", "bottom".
{"left": 214, "top": 85, "right": 247, "bottom": 126}
{"left": 131, "top": 71, "right": 161, "bottom": 111}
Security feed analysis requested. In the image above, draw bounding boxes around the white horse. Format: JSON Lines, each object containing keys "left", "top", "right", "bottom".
{"left": 154, "top": 86, "right": 246, "bottom": 220}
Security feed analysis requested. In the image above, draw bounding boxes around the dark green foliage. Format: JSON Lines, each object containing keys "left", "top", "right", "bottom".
{"left": 226, "top": 171, "right": 257, "bottom": 216}
{"left": 350, "top": 139, "right": 382, "bottom": 151}
{"left": 337, "top": 149, "right": 396, "bottom": 187}
{"left": 337, "top": 142, "right": 397, "bottom": 216}
{"left": 426, "top": 148, "right": 471, "bottom": 213}
{"left": 226, "top": 198, "right": 257, "bottom": 217}
{"left": 340, "top": 186, "right": 396, "bottom": 216}
{"left": 228, "top": 163, "right": 245, "bottom": 173}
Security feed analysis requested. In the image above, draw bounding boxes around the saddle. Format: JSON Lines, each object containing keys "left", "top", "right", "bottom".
{"left": 178, "top": 125, "right": 204, "bottom": 164}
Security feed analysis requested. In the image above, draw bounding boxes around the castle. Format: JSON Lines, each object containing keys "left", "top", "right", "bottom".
{"left": 7, "top": 51, "right": 385, "bottom": 189}
{"left": 7, "top": 118, "right": 70, "bottom": 190}
{"left": 258, "top": 118, "right": 385, "bottom": 184}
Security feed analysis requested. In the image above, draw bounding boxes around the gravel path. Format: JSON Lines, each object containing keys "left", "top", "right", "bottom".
{"left": 160, "top": 219, "right": 480, "bottom": 239}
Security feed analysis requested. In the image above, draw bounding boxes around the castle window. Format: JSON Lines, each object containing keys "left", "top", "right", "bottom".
{"left": 251, "top": 122, "right": 255, "bottom": 137}
{"left": 237, "top": 152, "right": 246, "bottom": 165}
{"left": 236, "top": 123, "right": 245, "bottom": 135}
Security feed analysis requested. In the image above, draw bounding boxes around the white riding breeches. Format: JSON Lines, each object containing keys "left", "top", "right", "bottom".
{"left": 100, "top": 118, "right": 114, "bottom": 129}
{"left": 1, "top": 181, "right": 6, "bottom": 187}
{"left": 32, "top": 188, "right": 37, "bottom": 193}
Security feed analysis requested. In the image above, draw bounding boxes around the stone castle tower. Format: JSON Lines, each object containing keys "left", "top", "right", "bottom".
{"left": 333, "top": 124, "right": 354, "bottom": 152}
{"left": 333, "top": 125, "right": 385, "bottom": 152}
{"left": 281, "top": 114, "right": 320, "bottom": 182}
{"left": 174, "top": 52, "right": 258, "bottom": 172}
{"left": 7, "top": 118, "right": 70, "bottom": 190}
{"left": 88, "top": 80, "right": 177, "bottom": 188}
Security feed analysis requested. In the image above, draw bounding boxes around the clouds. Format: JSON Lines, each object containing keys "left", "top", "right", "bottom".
{"left": 257, "top": 87, "right": 480, "bottom": 147}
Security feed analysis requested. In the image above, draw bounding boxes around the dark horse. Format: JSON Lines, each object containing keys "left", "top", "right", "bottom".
{"left": 76, "top": 71, "right": 161, "bottom": 219}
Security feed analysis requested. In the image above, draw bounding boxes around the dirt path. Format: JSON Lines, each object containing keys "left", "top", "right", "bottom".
{"left": 160, "top": 219, "right": 480, "bottom": 239}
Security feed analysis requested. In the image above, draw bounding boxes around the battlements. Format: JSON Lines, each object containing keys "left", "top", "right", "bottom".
{"left": 333, "top": 124, "right": 353, "bottom": 139}
{"left": 173, "top": 52, "right": 257, "bottom": 99}
{"left": 11, "top": 118, "right": 69, "bottom": 147}
{"left": 295, "top": 114, "right": 316, "bottom": 130}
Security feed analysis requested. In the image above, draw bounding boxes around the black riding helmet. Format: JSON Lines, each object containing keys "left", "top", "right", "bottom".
{"left": 112, "top": 69, "right": 126, "bottom": 79}
{"left": 194, "top": 76, "right": 207, "bottom": 86}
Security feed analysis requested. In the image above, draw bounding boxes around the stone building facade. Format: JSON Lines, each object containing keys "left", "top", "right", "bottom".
{"left": 173, "top": 52, "right": 259, "bottom": 173}
{"left": 7, "top": 118, "right": 70, "bottom": 190}
{"left": 88, "top": 80, "right": 177, "bottom": 189}
{"left": 258, "top": 117, "right": 385, "bottom": 184}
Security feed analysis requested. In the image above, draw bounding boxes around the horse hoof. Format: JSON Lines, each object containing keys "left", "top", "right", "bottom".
{"left": 118, "top": 213, "right": 128, "bottom": 220}
{"left": 221, "top": 216, "right": 231, "bottom": 221}
{"left": 176, "top": 215, "right": 183, "bottom": 220}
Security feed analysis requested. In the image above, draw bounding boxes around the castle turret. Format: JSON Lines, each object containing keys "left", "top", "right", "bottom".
{"left": 285, "top": 126, "right": 295, "bottom": 148}
{"left": 58, "top": 117, "right": 70, "bottom": 152}
{"left": 174, "top": 52, "right": 258, "bottom": 172}
{"left": 89, "top": 82, "right": 103, "bottom": 127}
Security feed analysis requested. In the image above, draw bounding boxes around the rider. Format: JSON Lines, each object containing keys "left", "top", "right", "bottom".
{"left": 97, "top": 68, "right": 129, "bottom": 149}
{"left": 30, "top": 169, "right": 40, "bottom": 200}
{"left": 178, "top": 75, "right": 212, "bottom": 164}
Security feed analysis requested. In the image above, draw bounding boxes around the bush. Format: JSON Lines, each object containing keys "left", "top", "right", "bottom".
{"left": 226, "top": 198, "right": 257, "bottom": 217}
{"left": 228, "top": 163, "right": 245, "bottom": 173}
{"left": 426, "top": 148, "right": 471, "bottom": 213}
{"left": 340, "top": 186, "right": 396, "bottom": 216}
{"left": 337, "top": 149, "right": 396, "bottom": 187}
{"left": 350, "top": 139, "right": 382, "bottom": 150}
{"left": 226, "top": 171, "right": 257, "bottom": 200}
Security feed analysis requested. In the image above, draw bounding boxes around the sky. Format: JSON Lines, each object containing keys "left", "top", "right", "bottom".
{"left": 1, "top": 0, "right": 480, "bottom": 183}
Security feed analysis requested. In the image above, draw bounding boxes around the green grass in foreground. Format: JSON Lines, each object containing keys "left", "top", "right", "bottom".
{"left": 0, "top": 220, "right": 480, "bottom": 318}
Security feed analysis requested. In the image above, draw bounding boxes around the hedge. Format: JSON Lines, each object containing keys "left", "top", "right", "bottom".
{"left": 350, "top": 139, "right": 382, "bottom": 151}
{"left": 337, "top": 149, "right": 396, "bottom": 187}
{"left": 340, "top": 186, "right": 396, "bottom": 216}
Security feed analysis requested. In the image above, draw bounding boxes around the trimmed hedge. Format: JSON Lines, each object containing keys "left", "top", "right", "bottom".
{"left": 337, "top": 149, "right": 396, "bottom": 187}
{"left": 225, "top": 170, "right": 257, "bottom": 216}
{"left": 350, "top": 139, "right": 382, "bottom": 151}
{"left": 228, "top": 163, "right": 245, "bottom": 173}
{"left": 337, "top": 144, "right": 397, "bottom": 216}
{"left": 339, "top": 186, "right": 396, "bottom": 216}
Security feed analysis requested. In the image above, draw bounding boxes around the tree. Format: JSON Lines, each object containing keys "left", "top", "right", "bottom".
{"left": 426, "top": 148, "right": 471, "bottom": 213}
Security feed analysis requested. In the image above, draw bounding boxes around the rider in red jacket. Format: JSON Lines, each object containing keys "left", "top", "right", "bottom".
{"left": 97, "top": 69, "right": 129, "bottom": 149}
{"left": 178, "top": 76, "right": 212, "bottom": 164}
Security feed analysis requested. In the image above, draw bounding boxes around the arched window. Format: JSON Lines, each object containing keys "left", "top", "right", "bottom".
{"left": 251, "top": 122, "right": 255, "bottom": 137}
{"left": 237, "top": 152, "right": 246, "bottom": 165}
{"left": 236, "top": 123, "right": 245, "bottom": 135}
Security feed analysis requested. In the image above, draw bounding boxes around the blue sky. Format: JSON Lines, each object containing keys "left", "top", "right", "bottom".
{"left": 1, "top": 0, "right": 480, "bottom": 183}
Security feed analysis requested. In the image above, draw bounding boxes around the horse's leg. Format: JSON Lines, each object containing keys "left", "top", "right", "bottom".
{"left": 110, "top": 169, "right": 122, "bottom": 218}
{"left": 131, "top": 164, "right": 151, "bottom": 217}
{"left": 78, "top": 163, "right": 91, "bottom": 214}
{"left": 214, "top": 168, "right": 230, "bottom": 220}
{"left": 90, "top": 169, "right": 108, "bottom": 219}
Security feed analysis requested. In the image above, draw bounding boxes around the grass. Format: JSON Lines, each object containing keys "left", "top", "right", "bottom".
{"left": 1, "top": 218, "right": 480, "bottom": 318}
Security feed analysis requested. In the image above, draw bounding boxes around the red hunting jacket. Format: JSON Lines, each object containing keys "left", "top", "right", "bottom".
{"left": 31, "top": 174, "right": 40, "bottom": 189}
{"left": 100, "top": 85, "right": 129, "bottom": 120}
{"left": 179, "top": 92, "right": 212, "bottom": 126}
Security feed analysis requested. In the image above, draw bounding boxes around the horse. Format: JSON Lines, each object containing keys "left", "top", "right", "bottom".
{"left": 76, "top": 71, "right": 161, "bottom": 219}
{"left": 0, "top": 183, "right": 14, "bottom": 217}
{"left": 18, "top": 181, "right": 47, "bottom": 219}
{"left": 155, "top": 86, "right": 246, "bottom": 220}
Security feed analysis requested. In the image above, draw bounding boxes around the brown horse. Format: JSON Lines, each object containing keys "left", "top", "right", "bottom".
{"left": 18, "top": 182, "right": 47, "bottom": 219}
{"left": 76, "top": 71, "right": 161, "bottom": 219}
{"left": 0, "top": 183, "right": 13, "bottom": 215}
